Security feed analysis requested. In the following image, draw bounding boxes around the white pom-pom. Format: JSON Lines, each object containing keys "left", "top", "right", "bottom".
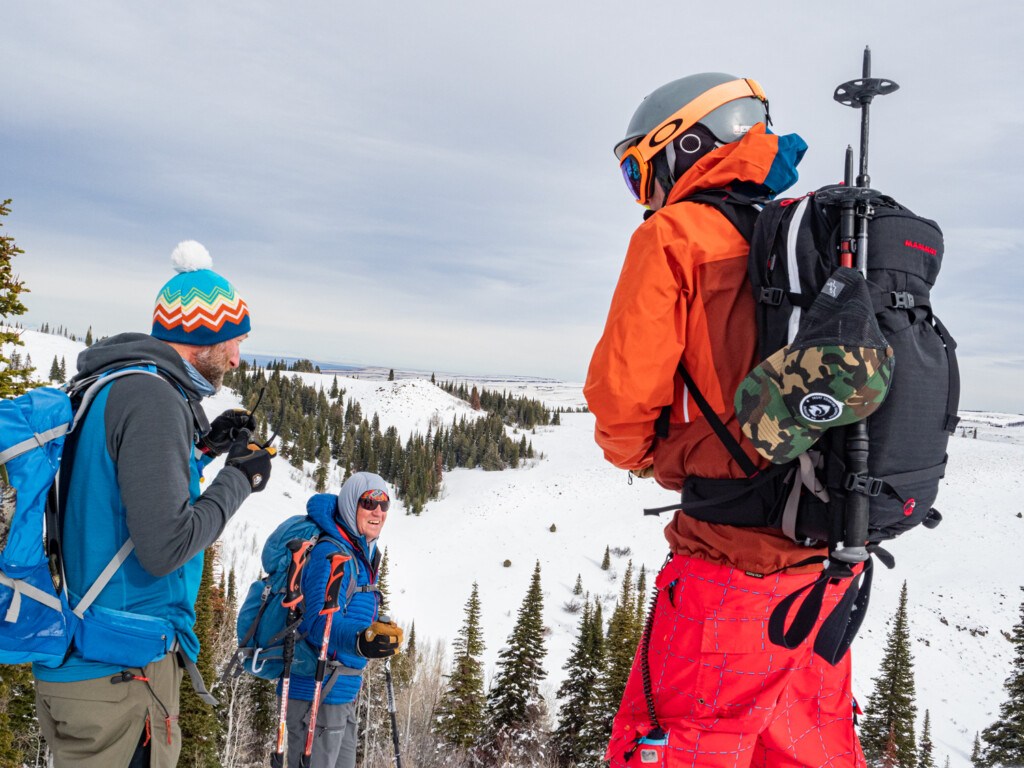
{"left": 171, "top": 240, "right": 213, "bottom": 273}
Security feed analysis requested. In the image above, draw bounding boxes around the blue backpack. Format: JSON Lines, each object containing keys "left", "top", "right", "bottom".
{"left": 0, "top": 365, "right": 170, "bottom": 667}
{"left": 227, "top": 514, "right": 378, "bottom": 690}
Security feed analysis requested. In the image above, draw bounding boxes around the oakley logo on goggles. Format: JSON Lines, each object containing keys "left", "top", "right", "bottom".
{"left": 618, "top": 78, "right": 767, "bottom": 205}
{"left": 359, "top": 489, "right": 390, "bottom": 512}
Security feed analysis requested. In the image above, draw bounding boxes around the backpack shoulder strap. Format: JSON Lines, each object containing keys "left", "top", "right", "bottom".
{"left": 68, "top": 363, "right": 167, "bottom": 431}
{"left": 64, "top": 365, "right": 179, "bottom": 616}
{"left": 654, "top": 189, "right": 768, "bottom": 465}
{"left": 370, "top": 547, "right": 382, "bottom": 578}
{"left": 681, "top": 188, "right": 763, "bottom": 243}
{"left": 310, "top": 534, "right": 375, "bottom": 607}
{"left": 675, "top": 363, "right": 760, "bottom": 479}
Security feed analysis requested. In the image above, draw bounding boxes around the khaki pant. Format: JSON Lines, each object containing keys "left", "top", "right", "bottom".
{"left": 35, "top": 654, "right": 183, "bottom": 768}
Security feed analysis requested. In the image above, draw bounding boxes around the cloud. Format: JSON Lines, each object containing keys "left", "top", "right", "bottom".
{"left": 4, "top": 0, "right": 1023, "bottom": 406}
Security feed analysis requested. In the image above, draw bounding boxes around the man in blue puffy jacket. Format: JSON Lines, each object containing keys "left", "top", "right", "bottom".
{"left": 287, "top": 471, "right": 403, "bottom": 768}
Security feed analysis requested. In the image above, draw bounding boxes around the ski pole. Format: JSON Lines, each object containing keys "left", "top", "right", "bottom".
{"left": 271, "top": 538, "right": 313, "bottom": 768}
{"left": 380, "top": 613, "right": 403, "bottom": 768}
{"left": 828, "top": 46, "right": 899, "bottom": 568}
{"left": 301, "top": 551, "right": 351, "bottom": 768}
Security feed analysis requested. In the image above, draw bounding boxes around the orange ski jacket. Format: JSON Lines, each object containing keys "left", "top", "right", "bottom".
{"left": 585, "top": 124, "right": 825, "bottom": 573}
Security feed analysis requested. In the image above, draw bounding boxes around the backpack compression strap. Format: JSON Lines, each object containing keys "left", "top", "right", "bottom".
{"left": 768, "top": 556, "right": 874, "bottom": 665}
{"left": 0, "top": 425, "right": 71, "bottom": 466}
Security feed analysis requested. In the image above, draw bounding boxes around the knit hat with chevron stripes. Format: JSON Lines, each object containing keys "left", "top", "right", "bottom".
{"left": 151, "top": 241, "right": 251, "bottom": 346}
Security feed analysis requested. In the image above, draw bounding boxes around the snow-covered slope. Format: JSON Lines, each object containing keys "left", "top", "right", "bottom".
{"left": 8, "top": 328, "right": 1023, "bottom": 768}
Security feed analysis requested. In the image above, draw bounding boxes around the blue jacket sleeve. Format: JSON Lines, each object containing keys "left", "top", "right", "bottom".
{"left": 299, "top": 541, "right": 373, "bottom": 660}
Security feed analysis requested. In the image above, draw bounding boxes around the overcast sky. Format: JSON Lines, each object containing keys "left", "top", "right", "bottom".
{"left": 3, "top": 2, "right": 1021, "bottom": 411}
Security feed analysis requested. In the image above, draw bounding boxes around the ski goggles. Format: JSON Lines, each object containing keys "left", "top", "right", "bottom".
{"left": 359, "top": 489, "right": 390, "bottom": 512}
{"left": 617, "top": 78, "right": 767, "bottom": 205}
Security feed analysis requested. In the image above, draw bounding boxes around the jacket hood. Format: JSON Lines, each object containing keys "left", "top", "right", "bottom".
{"left": 666, "top": 123, "right": 807, "bottom": 206}
{"left": 72, "top": 332, "right": 205, "bottom": 400}
{"left": 306, "top": 471, "right": 390, "bottom": 553}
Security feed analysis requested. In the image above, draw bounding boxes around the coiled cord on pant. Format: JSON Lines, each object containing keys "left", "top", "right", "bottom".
{"left": 639, "top": 582, "right": 662, "bottom": 732}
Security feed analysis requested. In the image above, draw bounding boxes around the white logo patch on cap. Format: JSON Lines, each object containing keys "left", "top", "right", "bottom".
{"left": 799, "top": 393, "right": 843, "bottom": 423}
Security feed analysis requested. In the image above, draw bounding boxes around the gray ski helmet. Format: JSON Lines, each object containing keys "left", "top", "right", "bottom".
{"left": 614, "top": 72, "right": 770, "bottom": 159}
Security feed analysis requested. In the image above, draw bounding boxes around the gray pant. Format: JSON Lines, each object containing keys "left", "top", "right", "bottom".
{"left": 285, "top": 698, "right": 358, "bottom": 768}
{"left": 35, "top": 653, "right": 183, "bottom": 768}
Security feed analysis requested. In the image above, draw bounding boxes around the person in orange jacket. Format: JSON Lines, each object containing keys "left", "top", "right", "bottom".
{"left": 584, "top": 74, "right": 867, "bottom": 767}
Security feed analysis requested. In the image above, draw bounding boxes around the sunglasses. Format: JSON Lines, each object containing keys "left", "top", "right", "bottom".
{"left": 359, "top": 491, "right": 390, "bottom": 513}
{"left": 617, "top": 78, "right": 767, "bottom": 205}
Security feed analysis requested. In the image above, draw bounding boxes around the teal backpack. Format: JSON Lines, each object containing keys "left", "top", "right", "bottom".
{"left": 227, "top": 514, "right": 378, "bottom": 689}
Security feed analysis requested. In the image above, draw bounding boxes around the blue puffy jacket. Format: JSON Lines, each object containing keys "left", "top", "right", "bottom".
{"left": 288, "top": 482, "right": 384, "bottom": 704}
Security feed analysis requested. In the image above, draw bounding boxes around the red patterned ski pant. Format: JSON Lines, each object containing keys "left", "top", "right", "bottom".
{"left": 606, "top": 555, "right": 865, "bottom": 768}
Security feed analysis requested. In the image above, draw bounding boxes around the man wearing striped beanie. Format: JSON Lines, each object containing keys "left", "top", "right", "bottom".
{"left": 34, "top": 241, "right": 273, "bottom": 768}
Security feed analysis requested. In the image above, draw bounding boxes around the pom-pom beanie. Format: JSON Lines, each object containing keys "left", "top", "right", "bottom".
{"left": 152, "top": 241, "right": 251, "bottom": 345}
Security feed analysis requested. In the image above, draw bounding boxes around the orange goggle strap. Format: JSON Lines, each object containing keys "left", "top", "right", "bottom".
{"left": 628, "top": 78, "right": 767, "bottom": 164}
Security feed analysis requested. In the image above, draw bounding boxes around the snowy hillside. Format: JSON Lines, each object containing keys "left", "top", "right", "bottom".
{"left": 7, "top": 328, "right": 1024, "bottom": 767}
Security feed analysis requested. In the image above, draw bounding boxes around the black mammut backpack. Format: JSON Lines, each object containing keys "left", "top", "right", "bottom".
{"left": 663, "top": 186, "right": 959, "bottom": 661}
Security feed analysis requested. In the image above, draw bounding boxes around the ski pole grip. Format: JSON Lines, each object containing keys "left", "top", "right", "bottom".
{"left": 322, "top": 553, "right": 351, "bottom": 614}
{"left": 283, "top": 539, "right": 313, "bottom": 609}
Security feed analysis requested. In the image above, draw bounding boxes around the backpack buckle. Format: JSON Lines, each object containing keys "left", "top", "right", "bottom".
{"left": 843, "top": 472, "right": 883, "bottom": 497}
{"left": 890, "top": 291, "right": 915, "bottom": 309}
{"left": 759, "top": 287, "right": 785, "bottom": 306}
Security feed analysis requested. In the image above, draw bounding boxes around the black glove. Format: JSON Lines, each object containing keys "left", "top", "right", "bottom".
{"left": 356, "top": 621, "right": 403, "bottom": 658}
{"left": 201, "top": 409, "right": 257, "bottom": 457}
{"left": 225, "top": 441, "right": 275, "bottom": 492}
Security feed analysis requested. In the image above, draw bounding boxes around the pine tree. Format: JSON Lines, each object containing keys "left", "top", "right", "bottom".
{"left": 861, "top": 581, "right": 918, "bottom": 767}
{"left": 485, "top": 562, "right": 548, "bottom": 763}
{"left": 982, "top": 593, "right": 1024, "bottom": 766}
{"left": 904, "top": 708, "right": 932, "bottom": 768}
{"left": 435, "top": 583, "right": 487, "bottom": 749}
{"left": 573, "top": 574, "right": 584, "bottom": 596}
{"left": 242, "top": 676, "right": 277, "bottom": 763}
{"left": 588, "top": 562, "right": 640, "bottom": 753}
{"left": 392, "top": 621, "right": 417, "bottom": 689}
{"left": 0, "top": 199, "right": 33, "bottom": 398}
{"left": 376, "top": 547, "right": 391, "bottom": 613}
{"left": 48, "top": 355, "right": 62, "bottom": 382}
{"left": 576, "top": 600, "right": 608, "bottom": 764}
{"left": 178, "top": 547, "right": 222, "bottom": 767}
{"left": 388, "top": 369, "right": 395, "bottom": 381}
{"left": 971, "top": 732, "right": 983, "bottom": 766}
{"left": 917, "top": 709, "right": 935, "bottom": 768}
{"left": 601, "top": 546, "right": 611, "bottom": 571}
{"left": 84, "top": 325, "right": 93, "bottom": 346}
{"left": 554, "top": 598, "right": 604, "bottom": 766}
{"left": 635, "top": 564, "right": 648, "bottom": 623}
{"left": 470, "top": 386, "right": 481, "bottom": 411}
{"left": 314, "top": 443, "right": 331, "bottom": 493}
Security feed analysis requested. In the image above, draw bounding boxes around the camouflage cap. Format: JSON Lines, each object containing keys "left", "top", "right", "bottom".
{"left": 735, "top": 268, "right": 894, "bottom": 464}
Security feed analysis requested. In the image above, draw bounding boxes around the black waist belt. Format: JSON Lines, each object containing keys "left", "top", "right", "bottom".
{"left": 644, "top": 466, "right": 788, "bottom": 526}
